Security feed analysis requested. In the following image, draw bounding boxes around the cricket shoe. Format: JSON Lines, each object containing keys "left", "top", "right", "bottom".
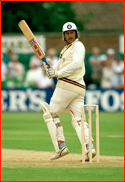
{"left": 50, "top": 146, "right": 69, "bottom": 160}
{"left": 80, "top": 145, "right": 96, "bottom": 162}
{"left": 85, "top": 147, "right": 96, "bottom": 161}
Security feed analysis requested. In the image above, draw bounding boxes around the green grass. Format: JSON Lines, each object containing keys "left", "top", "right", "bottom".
{"left": 1, "top": 112, "right": 124, "bottom": 155}
{"left": 1, "top": 111, "right": 124, "bottom": 181}
{"left": 1, "top": 167, "right": 124, "bottom": 181}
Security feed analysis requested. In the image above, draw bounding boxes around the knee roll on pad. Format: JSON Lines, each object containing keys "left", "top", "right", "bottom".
{"left": 40, "top": 102, "right": 53, "bottom": 123}
{"left": 43, "top": 112, "right": 53, "bottom": 123}
{"left": 51, "top": 112, "right": 59, "bottom": 118}
{"left": 40, "top": 102, "right": 50, "bottom": 114}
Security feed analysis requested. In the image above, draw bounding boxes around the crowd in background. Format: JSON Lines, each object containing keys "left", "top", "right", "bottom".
{"left": 1, "top": 46, "right": 124, "bottom": 89}
{"left": 88, "top": 47, "right": 124, "bottom": 89}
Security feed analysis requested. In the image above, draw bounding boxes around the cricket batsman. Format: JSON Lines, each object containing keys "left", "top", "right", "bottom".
{"left": 40, "top": 22, "right": 96, "bottom": 161}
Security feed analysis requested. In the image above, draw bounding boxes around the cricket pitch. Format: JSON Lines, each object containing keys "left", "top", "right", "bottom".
{"left": 1, "top": 148, "right": 124, "bottom": 168}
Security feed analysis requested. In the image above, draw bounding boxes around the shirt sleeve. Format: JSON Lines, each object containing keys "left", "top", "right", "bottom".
{"left": 57, "top": 42, "right": 85, "bottom": 78}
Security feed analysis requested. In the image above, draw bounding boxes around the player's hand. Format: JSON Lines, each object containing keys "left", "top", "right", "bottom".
{"left": 41, "top": 62, "right": 48, "bottom": 74}
{"left": 41, "top": 58, "right": 53, "bottom": 74}
{"left": 47, "top": 68, "right": 58, "bottom": 79}
{"left": 47, "top": 59, "right": 53, "bottom": 67}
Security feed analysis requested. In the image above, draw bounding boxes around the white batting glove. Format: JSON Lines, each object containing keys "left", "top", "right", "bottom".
{"left": 47, "top": 68, "right": 58, "bottom": 79}
{"left": 41, "top": 62, "right": 48, "bottom": 75}
{"left": 41, "top": 59, "right": 53, "bottom": 73}
{"left": 47, "top": 59, "right": 53, "bottom": 67}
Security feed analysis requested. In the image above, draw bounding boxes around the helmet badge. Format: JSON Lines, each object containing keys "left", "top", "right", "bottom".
{"left": 67, "top": 24, "right": 72, "bottom": 29}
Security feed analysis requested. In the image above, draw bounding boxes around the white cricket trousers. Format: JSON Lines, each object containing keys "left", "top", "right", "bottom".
{"left": 50, "top": 87, "right": 85, "bottom": 120}
{"left": 49, "top": 87, "right": 91, "bottom": 145}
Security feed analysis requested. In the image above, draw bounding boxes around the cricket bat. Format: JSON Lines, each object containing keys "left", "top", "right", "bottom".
{"left": 18, "top": 20, "right": 49, "bottom": 67}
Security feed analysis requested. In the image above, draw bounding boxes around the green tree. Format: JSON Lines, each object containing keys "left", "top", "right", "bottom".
{"left": 1, "top": 1, "right": 84, "bottom": 33}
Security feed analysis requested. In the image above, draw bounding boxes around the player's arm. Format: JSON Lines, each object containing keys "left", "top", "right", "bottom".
{"left": 58, "top": 42, "right": 85, "bottom": 78}
{"left": 47, "top": 42, "right": 85, "bottom": 78}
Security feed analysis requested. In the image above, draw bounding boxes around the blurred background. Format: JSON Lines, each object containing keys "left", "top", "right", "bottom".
{"left": 1, "top": 1, "right": 124, "bottom": 112}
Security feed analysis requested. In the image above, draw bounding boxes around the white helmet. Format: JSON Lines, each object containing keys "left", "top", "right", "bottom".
{"left": 62, "top": 22, "right": 79, "bottom": 41}
{"left": 62, "top": 22, "right": 77, "bottom": 33}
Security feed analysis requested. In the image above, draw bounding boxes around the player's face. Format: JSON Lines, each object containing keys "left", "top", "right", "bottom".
{"left": 64, "top": 30, "right": 76, "bottom": 45}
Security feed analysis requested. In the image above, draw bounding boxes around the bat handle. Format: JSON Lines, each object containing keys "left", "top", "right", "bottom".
{"left": 41, "top": 57, "right": 50, "bottom": 68}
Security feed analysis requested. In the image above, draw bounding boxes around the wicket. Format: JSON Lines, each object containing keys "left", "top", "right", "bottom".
{"left": 81, "top": 105, "right": 100, "bottom": 163}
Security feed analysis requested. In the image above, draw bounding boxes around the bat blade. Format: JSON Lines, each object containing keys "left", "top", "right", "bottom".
{"left": 18, "top": 20, "right": 49, "bottom": 66}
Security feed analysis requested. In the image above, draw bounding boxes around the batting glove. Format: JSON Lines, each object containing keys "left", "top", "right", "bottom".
{"left": 47, "top": 59, "right": 53, "bottom": 67}
{"left": 41, "top": 62, "right": 48, "bottom": 75}
{"left": 47, "top": 68, "right": 58, "bottom": 79}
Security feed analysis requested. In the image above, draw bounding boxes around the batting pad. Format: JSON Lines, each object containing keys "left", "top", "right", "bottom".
{"left": 70, "top": 110, "right": 88, "bottom": 154}
{"left": 40, "top": 102, "right": 59, "bottom": 152}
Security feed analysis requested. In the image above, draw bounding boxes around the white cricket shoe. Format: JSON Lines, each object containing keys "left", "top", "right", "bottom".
{"left": 50, "top": 146, "right": 69, "bottom": 160}
{"left": 85, "top": 148, "right": 96, "bottom": 161}
{"left": 80, "top": 145, "right": 96, "bottom": 162}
